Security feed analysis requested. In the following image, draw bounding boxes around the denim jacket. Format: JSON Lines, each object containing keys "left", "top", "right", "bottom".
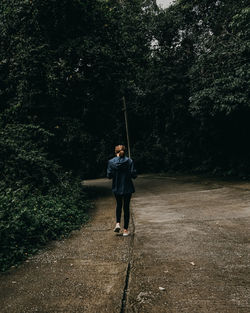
{"left": 107, "top": 156, "right": 137, "bottom": 195}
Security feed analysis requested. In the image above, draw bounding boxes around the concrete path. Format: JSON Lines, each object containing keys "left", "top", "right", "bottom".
{"left": 1, "top": 174, "right": 250, "bottom": 313}
{"left": 127, "top": 174, "right": 250, "bottom": 313}
{"left": 0, "top": 179, "right": 131, "bottom": 313}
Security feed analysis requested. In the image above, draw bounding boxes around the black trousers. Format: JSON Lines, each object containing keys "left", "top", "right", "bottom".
{"left": 115, "top": 193, "right": 132, "bottom": 230}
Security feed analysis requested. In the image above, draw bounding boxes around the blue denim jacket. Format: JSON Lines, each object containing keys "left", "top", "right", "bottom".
{"left": 107, "top": 156, "right": 137, "bottom": 195}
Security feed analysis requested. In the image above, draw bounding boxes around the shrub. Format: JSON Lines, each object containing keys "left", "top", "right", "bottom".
{"left": 0, "top": 123, "right": 92, "bottom": 271}
{"left": 0, "top": 124, "right": 60, "bottom": 191}
{"left": 0, "top": 179, "right": 91, "bottom": 272}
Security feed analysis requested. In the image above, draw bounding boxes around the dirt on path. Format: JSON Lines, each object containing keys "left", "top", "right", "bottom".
{"left": 1, "top": 174, "right": 250, "bottom": 313}
{"left": 0, "top": 178, "right": 132, "bottom": 313}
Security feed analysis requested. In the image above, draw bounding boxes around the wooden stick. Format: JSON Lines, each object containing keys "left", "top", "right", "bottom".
{"left": 122, "top": 96, "right": 131, "bottom": 158}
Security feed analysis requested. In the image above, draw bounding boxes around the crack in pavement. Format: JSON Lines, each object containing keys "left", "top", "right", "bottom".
{"left": 120, "top": 202, "right": 136, "bottom": 313}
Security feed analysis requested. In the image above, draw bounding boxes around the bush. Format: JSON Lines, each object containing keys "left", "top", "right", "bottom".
{"left": 0, "top": 123, "right": 92, "bottom": 271}
{"left": 0, "top": 124, "right": 60, "bottom": 191}
{"left": 0, "top": 179, "right": 91, "bottom": 272}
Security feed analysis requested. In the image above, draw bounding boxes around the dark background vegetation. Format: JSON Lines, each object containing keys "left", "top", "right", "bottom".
{"left": 0, "top": 0, "right": 249, "bottom": 270}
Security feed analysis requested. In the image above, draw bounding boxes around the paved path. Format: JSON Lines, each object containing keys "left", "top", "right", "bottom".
{"left": 0, "top": 179, "right": 131, "bottom": 313}
{"left": 1, "top": 174, "right": 250, "bottom": 313}
{"left": 127, "top": 175, "right": 250, "bottom": 313}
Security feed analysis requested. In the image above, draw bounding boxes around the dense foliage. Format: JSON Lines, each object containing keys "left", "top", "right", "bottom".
{"left": 135, "top": 0, "right": 250, "bottom": 175}
{"left": 0, "top": 181, "right": 89, "bottom": 271}
{"left": 0, "top": 0, "right": 249, "bottom": 270}
{"left": 0, "top": 122, "right": 90, "bottom": 271}
{"left": 0, "top": 0, "right": 155, "bottom": 177}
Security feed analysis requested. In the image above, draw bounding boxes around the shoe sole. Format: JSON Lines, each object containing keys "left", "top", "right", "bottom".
{"left": 114, "top": 227, "right": 120, "bottom": 233}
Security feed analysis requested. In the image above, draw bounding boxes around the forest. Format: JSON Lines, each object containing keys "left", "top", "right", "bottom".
{"left": 0, "top": 0, "right": 249, "bottom": 270}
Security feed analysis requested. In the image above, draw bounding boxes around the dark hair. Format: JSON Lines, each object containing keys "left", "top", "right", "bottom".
{"left": 115, "top": 145, "right": 125, "bottom": 157}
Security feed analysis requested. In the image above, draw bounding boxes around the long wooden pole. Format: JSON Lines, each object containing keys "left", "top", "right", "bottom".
{"left": 122, "top": 96, "right": 131, "bottom": 158}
